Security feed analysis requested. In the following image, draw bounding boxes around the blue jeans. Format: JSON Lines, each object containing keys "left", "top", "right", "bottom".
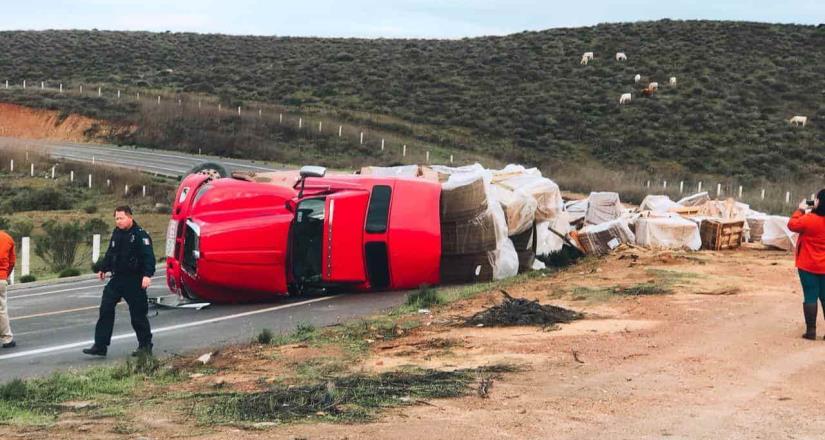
{"left": 798, "top": 269, "right": 825, "bottom": 304}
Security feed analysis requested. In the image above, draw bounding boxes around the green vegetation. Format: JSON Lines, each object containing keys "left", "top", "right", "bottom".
{"left": 0, "top": 356, "right": 178, "bottom": 425}
{"left": 1, "top": 21, "right": 823, "bottom": 180}
{"left": 404, "top": 285, "right": 444, "bottom": 309}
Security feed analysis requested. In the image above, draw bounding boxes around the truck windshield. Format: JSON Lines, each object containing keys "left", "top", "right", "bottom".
{"left": 291, "top": 197, "right": 325, "bottom": 285}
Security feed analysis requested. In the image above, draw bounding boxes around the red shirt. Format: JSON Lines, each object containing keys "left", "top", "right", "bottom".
{"left": 788, "top": 210, "right": 825, "bottom": 274}
{"left": 0, "top": 231, "right": 15, "bottom": 280}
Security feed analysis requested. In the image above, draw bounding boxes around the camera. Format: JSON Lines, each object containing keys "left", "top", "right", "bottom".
{"left": 806, "top": 199, "right": 815, "bottom": 207}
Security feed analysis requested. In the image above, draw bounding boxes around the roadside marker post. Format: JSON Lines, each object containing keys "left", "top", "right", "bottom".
{"left": 92, "top": 234, "right": 101, "bottom": 263}
{"left": 70, "top": 170, "right": 74, "bottom": 182}
{"left": 679, "top": 181, "right": 684, "bottom": 194}
{"left": 21, "top": 237, "right": 30, "bottom": 277}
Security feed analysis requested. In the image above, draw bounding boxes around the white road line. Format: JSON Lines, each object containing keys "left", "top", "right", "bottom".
{"left": 0, "top": 295, "right": 337, "bottom": 361}
{"left": 10, "top": 276, "right": 165, "bottom": 300}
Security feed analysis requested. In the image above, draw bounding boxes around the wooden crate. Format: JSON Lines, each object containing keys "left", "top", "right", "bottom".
{"left": 700, "top": 219, "right": 744, "bottom": 250}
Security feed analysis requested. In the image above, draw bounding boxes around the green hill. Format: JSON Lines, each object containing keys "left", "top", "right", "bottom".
{"left": 1, "top": 20, "right": 824, "bottom": 180}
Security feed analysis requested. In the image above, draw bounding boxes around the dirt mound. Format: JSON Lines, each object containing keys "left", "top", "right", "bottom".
{"left": 466, "top": 290, "right": 583, "bottom": 328}
{"left": 0, "top": 102, "right": 123, "bottom": 141}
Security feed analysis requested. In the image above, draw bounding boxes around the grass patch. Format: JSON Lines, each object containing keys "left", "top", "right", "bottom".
{"left": 610, "top": 283, "right": 673, "bottom": 296}
{"left": 194, "top": 365, "right": 519, "bottom": 425}
{"left": 570, "top": 281, "right": 673, "bottom": 302}
{"left": 0, "top": 356, "right": 179, "bottom": 425}
{"left": 255, "top": 328, "right": 274, "bottom": 344}
{"left": 404, "top": 285, "right": 444, "bottom": 309}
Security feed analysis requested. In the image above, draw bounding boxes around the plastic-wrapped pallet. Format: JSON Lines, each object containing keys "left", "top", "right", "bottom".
{"left": 490, "top": 185, "right": 537, "bottom": 235}
{"left": 492, "top": 165, "right": 564, "bottom": 221}
{"left": 638, "top": 195, "right": 682, "bottom": 214}
{"left": 677, "top": 192, "right": 710, "bottom": 207}
{"left": 576, "top": 219, "right": 636, "bottom": 255}
{"left": 635, "top": 215, "right": 701, "bottom": 251}
{"left": 486, "top": 186, "right": 520, "bottom": 280}
{"left": 585, "top": 192, "right": 624, "bottom": 225}
{"left": 564, "top": 199, "right": 589, "bottom": 224}
{"left": 360, "top": 165, "right": 420, "bottom": 178}
{"left": 761, "top": 216, "right": 798, "bottom": 251}
{"left": 440, "top": 174, "right": 488, "bottom": 222}
{"left": 745, "top": 210, "right": 768, "bottom": 243}
{"left": 441, "top": 210, "right": 497, "bottom": 255}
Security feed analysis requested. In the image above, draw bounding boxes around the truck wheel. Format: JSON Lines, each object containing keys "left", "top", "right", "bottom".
{"left": 188, "top": 162, "right": 228, "bottom": 179}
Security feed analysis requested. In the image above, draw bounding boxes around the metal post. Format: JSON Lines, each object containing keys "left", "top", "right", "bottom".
{"left": 360, "top": 132, "right": 364, "bottom": 144}
{"left": 381, "top": 139, "right": 385, "bottom": 151}
{"left": 698, "top": 181, "right": 702, "bottom": 192}
{"left": 70, "top": 170, "right": 74, "bottom": 182}
{"left": 403, "top": 145, "right": 407, "bottom": 157}
{"left": 716, "top": 183, "right": 721, "bottom": 197}
{"left": 92, "top": 234, "right": 101, "bottom": 263}
{"left": 785, "top": 191, "right": 790, "bottom": 204}
{"left": 679, "top": 181, "right": 684, "bottom": 194}
{"left": 338, "top": 125, "right": 342, "bottom": 137}
{"left": 21, "top": 237, "right": 30, "bottom": 277}
{"left": 88, "top": 174, "right": 92, "bottom": 188}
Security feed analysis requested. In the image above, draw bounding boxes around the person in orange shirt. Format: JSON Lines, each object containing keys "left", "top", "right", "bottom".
{"left": 0, "top": 228, "right": 16, "bottom": 348}
{"left": 788, "top": 190, "right": 825, "bottom": 340}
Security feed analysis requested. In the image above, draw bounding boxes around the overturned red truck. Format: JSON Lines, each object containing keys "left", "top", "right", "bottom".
{"left": 165, "top": 166, "right": 444, "bottom": 302}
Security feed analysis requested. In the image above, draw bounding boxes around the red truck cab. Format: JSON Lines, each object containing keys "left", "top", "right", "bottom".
{"left": 165, "top": 167, "right": 441, "bottom": 302}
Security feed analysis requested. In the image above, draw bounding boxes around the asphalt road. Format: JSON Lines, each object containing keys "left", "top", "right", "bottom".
{"left": 0, "top": 137, "right": 282, "bottom": 177}
{"left": 1, "top": 274, "right": 408, "bottom": 380}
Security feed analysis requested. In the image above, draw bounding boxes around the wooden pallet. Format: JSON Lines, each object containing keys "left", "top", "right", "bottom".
{"left": 700, "top": 219, "right": 744, "bottom": 250}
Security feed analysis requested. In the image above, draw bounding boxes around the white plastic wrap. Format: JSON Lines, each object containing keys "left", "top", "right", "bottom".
{"left": 761, "top": 215, "right": 798, "bottom": 251}
{"left": 677, "top": 192, "right": 710, "bottom": 207}
{"left": 585, "top": 192, "right": 624, "bottom": 225}
{"left": 564, "top": 199, "right": 589, "bottom": 224}
{"left": 485, "top": 185, "right": 519, "bottom": 280}
{"left": 490, "top": 185, "right": 537, "bottom": 235}
{"left": 360, "top": 165, "right": 420, "bottom": 177}
{"left": 536, "top": 212, "right": 571, "bottom": 255}
{"left": 577, "top": 219, "right": 636, "bottom": 255}
{"left": 639, "top": 195, "right": 682, "bottom": 213}
{"left": 634, "top": 215, "right": 702, "bottom": 251}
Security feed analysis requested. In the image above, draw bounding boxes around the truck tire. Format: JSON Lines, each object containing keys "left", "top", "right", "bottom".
{"left": 441, "top": 178, "right": 488, "bottom": 222}
{"left": 440, "top": 253, "right": 494, "bottom": 284}
{"left": 188, "top": 162, "right": 229, "bottom": 179}
{"left": 441, "top": 210, "right": 497, "bottom": 255}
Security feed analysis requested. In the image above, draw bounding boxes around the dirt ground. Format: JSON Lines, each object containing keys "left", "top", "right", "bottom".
{"left": 5, "top": 245, "right": 822, "bottom": 440}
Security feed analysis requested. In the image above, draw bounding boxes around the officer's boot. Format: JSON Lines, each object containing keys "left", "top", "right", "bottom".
{"left": 82, "top": 344, "right": 108, "bottom": 356}
{"left": 803, "top": 302, "right": 818, "bottom": 340}
{"left": 131, "top": 342, "right": 153, "bottom": 357}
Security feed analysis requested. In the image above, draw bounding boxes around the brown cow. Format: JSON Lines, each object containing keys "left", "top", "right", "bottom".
{"left": 642, "top": 87, "right": 656, "bottom": 97}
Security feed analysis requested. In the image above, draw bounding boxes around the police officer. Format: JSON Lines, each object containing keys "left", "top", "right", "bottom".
{"left": 83, "top": 206, "right": 155, "bottom": 357}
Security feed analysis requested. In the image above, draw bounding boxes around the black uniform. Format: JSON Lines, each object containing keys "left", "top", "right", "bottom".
{"left": 92, "top": 221, "right": 156, "bottom": 349}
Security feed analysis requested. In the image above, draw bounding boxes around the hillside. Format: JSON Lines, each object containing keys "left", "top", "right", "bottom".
{"left": 1, "top": 20, "right": 824, "bottom": 179}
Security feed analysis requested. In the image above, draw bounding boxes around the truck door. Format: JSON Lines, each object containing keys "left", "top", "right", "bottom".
{"left": 321, "top": 192, "right": 370, "bottom": 283}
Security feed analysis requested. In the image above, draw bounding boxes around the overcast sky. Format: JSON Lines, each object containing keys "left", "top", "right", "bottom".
{"left": 2, "top": 0, "right": 823, "bottom": 38}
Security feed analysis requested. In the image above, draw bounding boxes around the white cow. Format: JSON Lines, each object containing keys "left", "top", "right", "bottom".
{"left": 669, "top": 76, "right": 677, "bottom": 85}
{"left": 649, "top": 82, "right": 659, "bottom": 91}
{"left": 616, "top": 52, "right": 627, "bottom": 61}
{"left": 619, "top": 93, "right": 632, "bottom": 104}
{"left": 580, "top": 56, "right": 589, "bottom": 65}
{"left": 634, "top": 74, "right": 641, "bottom": 83}
{"left": 582, "top": 52, "right": 594, "bottom": 61}
{"left": 790, "top": 116, "right": 808, "bottom": 127}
